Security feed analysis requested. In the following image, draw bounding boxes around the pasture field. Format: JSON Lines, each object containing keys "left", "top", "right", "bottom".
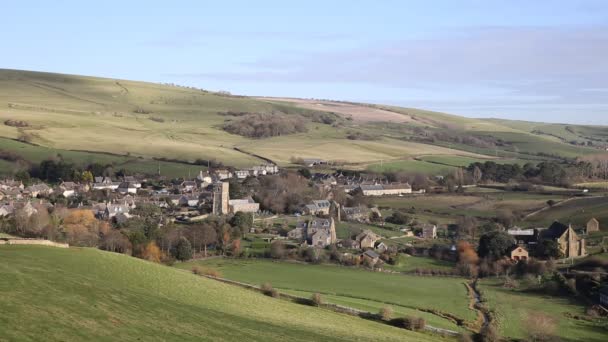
{"left": 336, "top": 221, "right": 404, "bottom": 239}
{"left": 575, "top": 181, "right": 608, "bottom": 189}
{"left": 366, "top": 159, "right": 456, "bottom": 174}
{"left": 1, "top": 69, "right": 605, "bottom": 173}
{"left": 479, "top": 278, "right": 607, "bottom": 342}
{"left": 374, "top": 192, "right": 569, "bottom": 225}
{"left": 381, "top": 254, "right": 456, "bottom": 273}
{"left": 177, "top": 258, "right": 477, "bottom": 325}
{"left": 523, "top": 196, "right": 608, "bottom": 228}
{"left": 0, "top": 137, "right": 206, "bottom": 178}
{"left": 0, "top": 245, "right": 437, "bottom": 342}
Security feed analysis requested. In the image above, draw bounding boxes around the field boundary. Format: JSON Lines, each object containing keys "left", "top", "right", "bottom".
{"left": 0, "top": 238, "right": 68, "bottom": 248}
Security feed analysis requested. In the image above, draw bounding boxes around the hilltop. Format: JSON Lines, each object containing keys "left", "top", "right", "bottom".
{"left": 0, "top": 69, "right": 606, "bottom": 177}
{"left": 0, "top": 245, "right": 437, "bottom": 341}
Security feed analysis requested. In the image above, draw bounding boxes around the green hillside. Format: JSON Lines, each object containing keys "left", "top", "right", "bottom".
{"left": 0, "top": 69, "right": 605, "bottom": 176}
{"left": 0, "top": 245, "right": 437, "bottom": 342}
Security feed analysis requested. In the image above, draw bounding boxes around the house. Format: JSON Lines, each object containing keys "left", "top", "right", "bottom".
{"left": 538, "top": 221, "right": 586, "bottom": 258}
{"left": 228, "top": 198, "right": 259, "bottom": 213}
{"left": 361, "top": 250, "right": 380, "bottom": 265}
{"left": 342, "top": 206, "right": 370, "bottom": 222}
{"left": 303, "top": 200, "right": 331, "bottom": 215}
{"left": 587, "top": 218, "right": 600, "bottom": 234}
{"left": 376, "top": 242, "right": 388, "bottom": 253}
{"left": 420, "top": 224, "right": 437, "bottom": 239}
{"left": 213, "top": 169, "right": 233, "bottom": 180}
{"left": 122, "top": 176, "right": 141, "bottom": 188}
{"left": 105, "top": 203, "right": 130, "bottom": 218}
{"left": 510, "top": 246, "right": 529, "bottom": 261}
{"left": 25, "top": 183, "right": 53, "bottom": 197}
{"left": 57, "top": 182, "right": 77, "bottom": 197}
{"left": 288, "top": 218, "right": 336, "bottom": 248}
{"left": 196, "top": 171, "right": 213, "bottom": 185}
{"left": 178, "top": 195, "right": 200, "bottom": 207}
{"left": 358, "top": 183, "right": 412, "bottom": 196}
{"left": 0, "top": 204, "right": 14, "bottom": 217}
{"left": 180, "top": 181, "right": 197, "bottom": 192}
{"left": 250, "top": 164, "right": 279, "bottom": 176}
{"left": 507, "top": 228, "right": 538, "bottom": 246}
{"left": 235, "top": 170, "right": 250, "bottom": 179}
{"left": 356, "top": 230, "right": 381, "bottom": 249}
{"left": 117, "top": 182, "right": 138, "bottom": 194}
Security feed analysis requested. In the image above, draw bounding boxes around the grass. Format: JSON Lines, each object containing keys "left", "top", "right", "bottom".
{"left": 382, "top": 254, "right": 456, "bottom": 273}
{"left": 479, "top": 278, "right": 607, "bottom": 341}
{"left": 0, "top": 245, "right": 440, "bottom": 342}
{"left": 366, "top": 159, "right": 456, "bottom": 175}
{"left": 523, "top": 196, "right": 608, "bottom": 228}
{"left": 176, "top": 258, "right": 477, "bottom": 325}
{"left": 1, "top": 69, "right": 605, "bottom": 174}
{"left": 336, "top": 222, "right": 404, "bottom": 239}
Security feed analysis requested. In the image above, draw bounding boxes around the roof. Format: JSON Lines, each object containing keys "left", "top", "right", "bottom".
{"left": 360, "top": 184, "right": 384, "bottom": 191}
{"left": 540, "top": 221, "right": 570, "bottom": 240}
{"left": 118, "top": 182, "right": 137, "bottom": 189}
{"left": 363, "top": 250, "right": 380, "bottom": 258}
{"left": 312, "top": 200, "right": 331, "bottom": 208}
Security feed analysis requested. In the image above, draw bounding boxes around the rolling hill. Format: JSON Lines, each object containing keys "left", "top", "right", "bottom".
{"left": 0, "top": 69, "right": 606, "bottom": 177}
{"left": 0, "top": 245, "right": 438, "bottom": 341}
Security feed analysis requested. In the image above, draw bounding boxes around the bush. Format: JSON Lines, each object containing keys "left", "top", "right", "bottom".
{"left": 524, "top": 312, "right": 558, "bottom": 342}
{"left": 311, "top": 293, "right": 323, "bottom": 306}
{"left": 172, "top": 237, "right": 193, "bottom": 261}
{"left": 261, "top": 282, "right": 279, "bottom": 298}
{"left": 223, "top": 113, "right": 307, "bottom": 138}
{"left": 391, "top": 316, "right": 426, "bottom": 331}
{"left": 191, "top": 266, "right": 222, "bottom": 278}
{"left": 379, "top": 306, "right": 393, "bottom": 321}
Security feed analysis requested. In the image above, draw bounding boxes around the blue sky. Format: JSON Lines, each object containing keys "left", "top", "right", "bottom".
{"left": 1, "top": 1, "right": 607, "bottom": 124}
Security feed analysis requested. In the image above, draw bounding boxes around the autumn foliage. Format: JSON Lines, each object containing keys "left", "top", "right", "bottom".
{"left": 141, "top": 242, "right": 163, "bottom": 263}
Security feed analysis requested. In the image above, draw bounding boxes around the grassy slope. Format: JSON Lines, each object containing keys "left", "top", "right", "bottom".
{"left": 479, "top": 278, "right": 607, "bottom": 342}
{"left": 1, "top": 69, "right": 605, "bottom": 176}
{"left": 177, "top": 259, "right": 476, "bottom": 324}
{"left": 523, "top": 196, "right": 608, "bottom": 228}
{"left": 0, "top": 245, "right": 439, "bottom": 342}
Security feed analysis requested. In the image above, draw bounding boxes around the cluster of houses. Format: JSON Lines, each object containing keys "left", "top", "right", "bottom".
{"left": 0, "top": 165, "right": 270, "bottom": 223}
{"left": 507, "top": 219, "right": 599, "bottom": 261}
{"left": 311, "top": 172, "right": 424, "bottom": 196}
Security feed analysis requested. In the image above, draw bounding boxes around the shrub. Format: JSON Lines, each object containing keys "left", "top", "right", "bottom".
{"left": 191, "top": 266, "right": 222, "bottom": 278}
{"left": 524, "top": 312, "right": 558, "bottom": 342}
{"left": 261, "top": 282, "right": 279, "bottom": 298}
{"left": 391, "top": 316, "right": 426, "bottom": 331}
{"left": 4, "top": 119, "right": 29, "bottom": 127}
{"left": 223, "top": 113, "right": 307, "bottom": 138}
{"left": 311, "top": 293, "right": 323, "bottom": 306}
{"left": 149, "top": 116, "right": 165, "bottom": 122}
{"left": 379, "top": 306, "right": 393, "bottom": 321}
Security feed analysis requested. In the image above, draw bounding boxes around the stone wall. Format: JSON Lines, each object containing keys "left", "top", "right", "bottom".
{"left": 0, "top": 238, "right": 69, "bottom": 248}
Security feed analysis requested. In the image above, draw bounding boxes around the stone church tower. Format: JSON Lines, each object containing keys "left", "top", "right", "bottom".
{"left": 212, "top": 182, "right": 229, "bottom": 215}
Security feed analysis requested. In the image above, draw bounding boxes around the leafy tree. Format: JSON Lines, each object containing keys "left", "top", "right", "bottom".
{"left": 141, "top": 242, "right": 163, "bottom": 263}
{"left": 385, "top": 212, "right": 410, "bottom": 225}
{"left": 173, "top": 237, "right": 193, "bottom": 261}
{"left": 535, "top": 240, "right": 562, "bottom": 259}
{"left": 270, "top": 240, "right": 286, "bottom": 259}
{"left": 297, "top": 168, "right": 311, "bottom": 179}
{"left": 230, "top": 212, "right": 253, "bottom": 232}
{"left": 477, "top": 231, "right": 515, "bottom": 260}
{"left": 81, "top": 170, "right": 94, "bottom": 183}
{"left": 63, "top": 210, "right": 100, "bottom": 247}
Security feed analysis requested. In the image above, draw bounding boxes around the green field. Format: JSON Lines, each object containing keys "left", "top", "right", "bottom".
{"left": 374, "top": 192, "right": 569, "bottom": 225}
{"left": 177, "top": 258, "right": 477, "bottom": 330}
{"left": 0, "top": 245, "right": 441, "bottom": 341}
{"left": 1, "top": 69, "right": 605, "bottom": 176}
{"left": 382, "top": 254, "right": 456, "bottom": 273}
{"left": 479, "top": 278, "right": 607, "bottom": 341}
{"left": 523, "top": 196, "right": 608, "bottom": 228}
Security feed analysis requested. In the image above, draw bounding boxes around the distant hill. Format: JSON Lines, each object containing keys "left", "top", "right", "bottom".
{"left": 0, "top": 245, "right": 435, "bottom": 341}
{"left": 0, "top": 69, "right": 606, "bottom": 176}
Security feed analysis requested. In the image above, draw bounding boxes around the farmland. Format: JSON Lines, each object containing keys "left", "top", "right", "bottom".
{"left": 479, "top": 278, "right": 607, "bottom": 341}
{"left": 176, "top": 258, "right": 477, "bottom": 331}
{"left": 0, "top": 69, "right": 606, "bottom": 177}
{"left": 0, "top": 245, "right": 438, "bottom": 342}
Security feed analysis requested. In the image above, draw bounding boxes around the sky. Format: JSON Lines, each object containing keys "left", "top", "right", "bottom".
{"left": 1, "top": 0, "right": 607, "bottom": 124}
